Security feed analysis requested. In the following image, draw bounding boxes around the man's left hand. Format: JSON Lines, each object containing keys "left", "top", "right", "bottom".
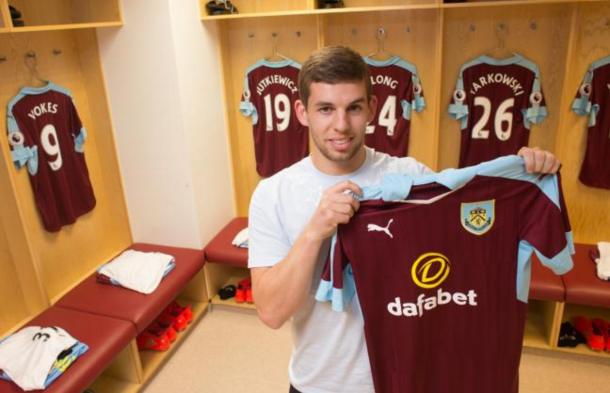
{"left": 518, "top": 147, "right": 561, "bottom": 174}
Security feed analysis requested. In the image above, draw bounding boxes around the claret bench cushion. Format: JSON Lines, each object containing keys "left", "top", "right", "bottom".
{"left": 0, "top": 307, "right": 135, "bottom": 393}
{"left": 562, "top": 243, "right": 610, "bottom": 308}
{"left": 55, "top": 243, "right": 204, "bottom": 333}
{"left": 204, "top": 217, "right": 248, "bottom": 267}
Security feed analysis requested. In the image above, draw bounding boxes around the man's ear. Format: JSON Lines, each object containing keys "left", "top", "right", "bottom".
{"left": 368, "top": 95, "right": 378, "bottom": 123}
{"left": 295, "top": 99, "right": 309, "bottom": 127}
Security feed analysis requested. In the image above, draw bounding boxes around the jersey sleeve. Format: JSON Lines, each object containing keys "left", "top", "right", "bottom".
{"left": 518, "top": 172, "right": 573, "bottom": 277}
{"left": 68, "top": 97, "right": 87, "bottom": 153}
{"left": 448, "top": 68, "right": 469, "bottom": 130}
{"left": 239, "top": 73, "right": 258, "bottom": 125}
{"left": 522, "top": 66, "right": 547, "bottom": 128}
{"left": 314, "top": 230, "right": 356, "bottom": 312}
{"left": 572, "top": 65, "right": 598, "bottom": 128}
{"left": 248, "top": 179, "right": 291, "bottom": 268}
{"left": 400, "top": 66, "right": 426, "bottom": 120}
{"left": 6, "top": 100, "right": 38, "bottom": 175}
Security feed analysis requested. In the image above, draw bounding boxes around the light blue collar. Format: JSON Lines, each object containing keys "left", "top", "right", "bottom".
{"left": 361, "top": 155, "right": 528, "bottom": 201}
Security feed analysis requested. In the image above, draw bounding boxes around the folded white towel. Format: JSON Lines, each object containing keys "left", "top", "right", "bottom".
{"left": 99, "top": 250, "right": 174, "bottom": 294}
{"left": 232, "top": 228, "right": 249, "bottom": 248}
{"left": 595, "top": 242, "right": 610, "bottom": 281}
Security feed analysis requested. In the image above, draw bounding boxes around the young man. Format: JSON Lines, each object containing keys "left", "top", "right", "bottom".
{"left": 248, "top": 46, "right": 560, "bottom": 393}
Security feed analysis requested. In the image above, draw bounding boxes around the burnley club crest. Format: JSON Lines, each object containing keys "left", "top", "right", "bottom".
{"left": 461, "top": 200, "right": 495, "bottom": 235}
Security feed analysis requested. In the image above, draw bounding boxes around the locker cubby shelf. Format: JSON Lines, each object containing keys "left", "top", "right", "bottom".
{"left": 205, "top": 263, "right": 256, "bottom": 310}
{"left": 0, "top": 0, "right": 122, "bottom": 33}
{"left": 200, "top": 0, "right": 589, "bottom": 20}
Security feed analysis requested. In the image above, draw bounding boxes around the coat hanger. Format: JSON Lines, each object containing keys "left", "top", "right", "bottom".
{"left": 265, "top": 33, "right": 289, "bottom": 62}
{"left": 367, "top": 28, "right": 393, "bottom": 61}
{"left": 486, "top": 24, "right": 518, "bottom": 60}
{"left": 24, "top": 51, "right": 48, "bottom": 88}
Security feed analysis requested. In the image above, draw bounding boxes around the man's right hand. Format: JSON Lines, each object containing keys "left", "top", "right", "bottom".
{"left": 304, "top": 180, "right": 362, "bottom": 242}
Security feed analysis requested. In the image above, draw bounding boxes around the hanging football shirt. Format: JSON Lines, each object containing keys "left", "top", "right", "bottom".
{"left": 448, "top": 55, "right": 547, "bottom": 168}
{"left": 363, "top": 56, "right": 425, "bottom": 156}
{"left": 6, "top": 82, "right": 96, "bottom": 232}
{"left": 572, "top": 55, "right": 610, "bottom": 189}
{"left": 316, "top": 156, "right": 573, "bottom": 393}
{"left": 240, "top": 58, "right": 309, "bottom": 177}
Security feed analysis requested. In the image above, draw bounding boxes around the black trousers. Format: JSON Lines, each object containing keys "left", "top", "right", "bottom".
{"left": 289, "top": 385, "right": 302, "bottom": 393}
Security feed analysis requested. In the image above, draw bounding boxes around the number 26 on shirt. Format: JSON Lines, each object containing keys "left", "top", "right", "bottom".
{"left": 472, "top": 97, "right": 514, "bottom": 141}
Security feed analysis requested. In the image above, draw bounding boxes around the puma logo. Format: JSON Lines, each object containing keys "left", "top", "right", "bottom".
{"left": 367, "top": 219, "right": 394, "bottom": 238}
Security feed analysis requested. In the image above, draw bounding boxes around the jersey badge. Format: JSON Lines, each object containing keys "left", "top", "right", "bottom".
{"left": 529, "top": 92, "right": 543, "bottom": 106}
{"left": 8, "top": 131, "right": 25, "bottom": 147}
{"left": 461, "top": 200, "right": 495, "bottom": 235}
{"left": 453, "top": 89, "right": 466, "bottom": 103}
{"left": 367, "top": 219, "right": 394, "bottom": 238}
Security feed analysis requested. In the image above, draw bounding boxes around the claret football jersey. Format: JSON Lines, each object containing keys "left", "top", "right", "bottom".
{"left": 449, "top": 55, "right": 547, "bottom": 168}
{"left": 6, "top": 82, "right": 96, "bottom": 232}
{"left": 240, "top": 58, "right": 309, "bottom": 177}
{"left": 572, "top": 55, "right": 610, "bottom": 190}
{"left": 316, "top": 156, "right": 573, "bottom": 393}
{"left": 363, "top": 56, "right": 425, "bottom": 157}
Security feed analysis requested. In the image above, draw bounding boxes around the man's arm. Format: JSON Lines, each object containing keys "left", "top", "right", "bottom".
{"left": 251, "top": 180, "right": 361, "bottom": 329}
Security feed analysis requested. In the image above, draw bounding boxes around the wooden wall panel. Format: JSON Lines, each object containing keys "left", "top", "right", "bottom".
{"left": 439, "top": 4, "right": 573, "bottom": 170}
{"left": 0, "top": 30, "right": 131, "bottom": 303}
{"left": 556, "top": 2, "right": 610, "bottom": 244}
{"left": 221, "top": 15, "right": 319, "bottom": 216}
{"left": 324, "top": 10, "right": 440, "bottom": 169}
{"left": 0, "top": 225, "right": 30, "bottom": 334}
{"left": 0, "top": 0, "right": 8, "bottom": 29}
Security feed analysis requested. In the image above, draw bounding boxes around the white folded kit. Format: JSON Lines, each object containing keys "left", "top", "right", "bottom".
{"left": 0, "top": 326, "right": 77, "bottom": 391}
{"left": 595, "top": 242, "right": 610, "bottom": 281}
{"left": 232, "top": 227, "right": 249, "bottom": 248}
{"left": 99, "top": 250, "right": 174, "bottom": 294}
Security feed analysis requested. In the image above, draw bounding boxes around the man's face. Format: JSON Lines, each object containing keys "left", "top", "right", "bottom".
{"left": 295, "top": 81, "right": 376, "bottom": 173}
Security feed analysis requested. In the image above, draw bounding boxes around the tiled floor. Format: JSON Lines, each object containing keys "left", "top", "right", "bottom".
{"left": 143, "top": 307, "right": 610, "bottom": 393}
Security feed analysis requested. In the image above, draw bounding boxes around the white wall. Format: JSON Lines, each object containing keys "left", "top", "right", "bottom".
{"left": 97, "top": 0, "right": 234, "bottom": 249}
{"left": 167, "top": 1, "right": 235, "bottom": 248}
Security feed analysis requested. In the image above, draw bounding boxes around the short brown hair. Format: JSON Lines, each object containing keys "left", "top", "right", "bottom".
{"left": 298, "top": 46, "right": 371, "bottom": 108}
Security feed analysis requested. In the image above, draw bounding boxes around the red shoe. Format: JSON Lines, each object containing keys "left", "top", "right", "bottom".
{"left": 235, "top": 287, "right": 247, "bottom": 303}
{"left": 235, "top": 277, "right": 251, "bottom": 303}
{"left": 573, "top": 316, "right": 605, "bottom": 351}
{"left": 148, "top": 322, "right": 177, "bottom": 343}
{"left": 137, "top": 329, "right": 170, "bottom": 351}
{"left": 238, "top": 277, "right": 251, "bottom": 290}
{"left": 246, "top": 287, "right": 254, "bottom": 303}
{"left": 592, "top": 318, "right": 610, "bottom": 352}
{"left": 166, "top": 301, "right": 193, "bottom": 324}
{"left": 157, "top": 310, "right": 188, "bottom": 332}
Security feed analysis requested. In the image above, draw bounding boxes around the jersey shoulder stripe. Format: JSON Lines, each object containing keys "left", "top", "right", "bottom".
{"left": 590, "top": 54, "right": 610, "bottom": 72}
{"left": 244, "top": 58, "right": 300, "bottom": 75}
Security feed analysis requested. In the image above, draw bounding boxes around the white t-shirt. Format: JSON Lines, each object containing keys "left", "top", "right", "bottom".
{"left": 249, "top": 147, "right": 432, "bottom": 393}
{"left": 0, "top": 326, "right": 77, "bottom": 391}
